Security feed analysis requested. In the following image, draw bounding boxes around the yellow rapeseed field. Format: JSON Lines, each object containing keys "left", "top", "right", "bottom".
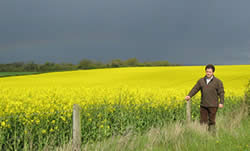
{"left": 0, "top": 65, "right": 249, "bottom": 150}
{"left": 0, "top": 65, "right": 249, "bottom": 114}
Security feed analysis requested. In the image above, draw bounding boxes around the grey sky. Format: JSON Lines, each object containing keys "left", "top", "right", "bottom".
{"left": 0, "top": 0, "right": 249, "bottom": 65}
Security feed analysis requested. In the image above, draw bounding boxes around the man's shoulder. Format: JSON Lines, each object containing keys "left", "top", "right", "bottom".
{"left": 195, "top": 77, "right": 204, "bottom": 84}
{"left": 198, "top": 77, "right": 205, "bottom": 82}
{"left": 214, "top": 76, "right": 223, "bottom": 84}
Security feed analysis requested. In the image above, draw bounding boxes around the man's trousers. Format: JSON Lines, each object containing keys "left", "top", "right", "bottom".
{"left": 200, "top": 105, "right": 218, "bottom": 134}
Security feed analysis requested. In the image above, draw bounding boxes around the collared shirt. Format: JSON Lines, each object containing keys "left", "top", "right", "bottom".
{"left": 206, "top": 75, "right": 214, "bottom": 84}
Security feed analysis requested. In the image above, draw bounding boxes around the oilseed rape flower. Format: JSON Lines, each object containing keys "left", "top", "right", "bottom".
{"left": 41, "top": 129, "right": 46, "bottom": 134}
{"left": 1, "top": 121, "right": 6, "bottom": 127}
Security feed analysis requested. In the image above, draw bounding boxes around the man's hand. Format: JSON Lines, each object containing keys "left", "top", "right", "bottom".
{"left": 185, "top": 96, "right": 191, "bottom": 101}
{"left": 219, "top": 104, "right": 224, "bottom": 108}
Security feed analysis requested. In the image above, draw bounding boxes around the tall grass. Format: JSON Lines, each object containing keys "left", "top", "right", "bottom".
{"left": 57, "top": 100, "right": 249, "bottom": 151}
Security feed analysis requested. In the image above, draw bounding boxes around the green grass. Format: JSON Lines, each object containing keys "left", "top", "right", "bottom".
{"left": 56, "top": 103, "right": 250, "bottom": 151}
{"left": 0, "top": 72, "right": 40, "bottom": 77}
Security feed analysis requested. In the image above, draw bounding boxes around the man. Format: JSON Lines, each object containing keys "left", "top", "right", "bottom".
{"left": 185, "top": 64, "right": 225, "bottom": 135}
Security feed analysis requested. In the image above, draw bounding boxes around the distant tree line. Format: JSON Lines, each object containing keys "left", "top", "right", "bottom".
{"left": 0, "top": 58, "right": 181, "bottom": 72}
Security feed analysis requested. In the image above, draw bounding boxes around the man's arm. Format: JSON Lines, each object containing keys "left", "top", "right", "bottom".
{"left": 188, "top": 79, "right": 201, "bottom": 98}
{"left": 218, "top": 81, "right": 225, "bottom": 104}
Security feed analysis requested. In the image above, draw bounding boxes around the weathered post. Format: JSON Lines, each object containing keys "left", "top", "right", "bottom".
{"left": 186, "top": 99, "right": 191, "bottom": 123}
{"left": 73, "top": 104, "right": 81, "bottom": 151}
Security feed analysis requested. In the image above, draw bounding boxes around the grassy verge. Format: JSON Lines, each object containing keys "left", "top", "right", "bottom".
{"left": 56, "top": 102, "right": 249, "bottom": 151}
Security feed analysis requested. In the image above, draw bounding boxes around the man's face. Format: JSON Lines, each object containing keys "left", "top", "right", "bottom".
{"left": 206, "top": 68, "right": 214, "bottom": 78}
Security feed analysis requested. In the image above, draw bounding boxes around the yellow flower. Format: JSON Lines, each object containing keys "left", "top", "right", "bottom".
{"left": 60, "top": 116, "right": 66, "bottom": 121}
{"left": 41, "top": 129, "right": 46, "bottom": 134}
{"left": 67, "top": 113, "right": 71, "bottom": 117}
{"left": 51, "top": 120, "right": 55, "bottom": 124}
{"left": 1, "top": 121, "right": 6, "bottom": 127}
{"left": 35, "top": 119, "right": 40, "bottom": 124}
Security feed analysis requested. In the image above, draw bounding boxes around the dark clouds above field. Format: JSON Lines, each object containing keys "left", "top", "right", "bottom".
{"left": 0, "top": 0, "right": 249, "bottom": 65}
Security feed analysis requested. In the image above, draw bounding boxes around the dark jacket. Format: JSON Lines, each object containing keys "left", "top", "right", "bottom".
{"left": 188, "top": 75, "right": 225, "bottom": 107}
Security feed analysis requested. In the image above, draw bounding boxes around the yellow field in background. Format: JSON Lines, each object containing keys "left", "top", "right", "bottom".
{"left": 1, "top": 65, "right": 249, "bottom": 90}
{"left": 0, "top": 65, "right": 249, "bottom": 116}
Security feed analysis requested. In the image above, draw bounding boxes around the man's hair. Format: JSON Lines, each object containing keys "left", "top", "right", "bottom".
{"left": 205, "top": 64, "right": 215, "bottom": 72}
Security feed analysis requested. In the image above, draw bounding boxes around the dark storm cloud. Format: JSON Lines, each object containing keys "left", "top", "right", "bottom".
{"left": 0, "top": 0, "right": 249, "bottom": 64}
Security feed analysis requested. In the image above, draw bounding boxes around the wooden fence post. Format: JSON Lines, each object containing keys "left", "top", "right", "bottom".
{"left": 73, "top": 104, "right": 81, "bottom": 151}
{"left": 186, "top": 99, "right": 191, "bottom": 123}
